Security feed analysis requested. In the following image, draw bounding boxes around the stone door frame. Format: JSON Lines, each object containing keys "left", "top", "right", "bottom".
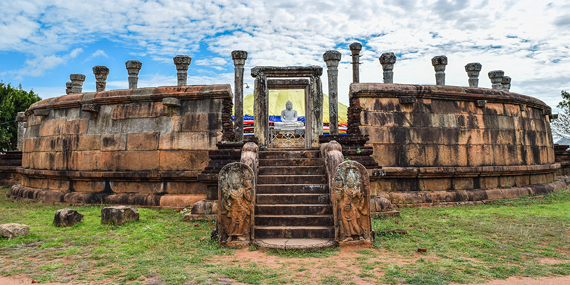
{"left": 251, "top": 66, "right": 323, "bottom": 148}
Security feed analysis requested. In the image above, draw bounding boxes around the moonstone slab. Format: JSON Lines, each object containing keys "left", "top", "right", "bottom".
{"left": 0, "top": 223, "right": 30, "bottom": 239}
{"left": 53, "top": 208, "right": 84, "bottom": 227}
{"left": 101, "top": 206, "right": 139, "bottom": 225}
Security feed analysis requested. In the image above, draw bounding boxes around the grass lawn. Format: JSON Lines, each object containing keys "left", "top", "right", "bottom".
{"left": 1, "top": 184, "right": 570, "bottom": 284}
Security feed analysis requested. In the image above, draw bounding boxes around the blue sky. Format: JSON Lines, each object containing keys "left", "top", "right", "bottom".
{"left": 1, "top": 0, "right": 569, "bottom": 110}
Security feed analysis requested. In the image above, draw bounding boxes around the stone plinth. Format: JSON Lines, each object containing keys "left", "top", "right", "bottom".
{"left": 53, "top": 209, "right": 84, "bottom": 227}
{"left": 0, "top": 223, "right": 30, "bottom": 239}
{"left": 101, "top": 206, "right": 139, "bottom": 225}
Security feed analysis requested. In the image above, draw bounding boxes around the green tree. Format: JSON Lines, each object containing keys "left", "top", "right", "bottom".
{"left": 556, "top": 90, "right": 570, "bottom": 110}
{"left": 0, "top": 83, "right": 41, "bottom": 152}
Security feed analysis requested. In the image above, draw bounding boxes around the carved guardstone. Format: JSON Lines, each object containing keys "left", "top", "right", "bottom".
{"left": 218, "top": 162, "right": 255, "bottom": 246}
{"left": 332, "top": 161, "right": 373, "bottom": 246}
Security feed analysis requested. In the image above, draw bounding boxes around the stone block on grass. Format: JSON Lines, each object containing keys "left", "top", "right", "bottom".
{"left": 0, "top": 223, "right": 30, "bottom": 239}
{"left": 101, "top": 206, "right": 139, "bottom": 225}
{"left": 53, "top": 209, "right": 84, "bottom": 227}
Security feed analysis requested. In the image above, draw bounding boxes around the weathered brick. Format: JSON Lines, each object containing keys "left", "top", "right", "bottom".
{"left": 116, "top": 151, "right": 159, "bottom": 171}
{"left": 101, "top": 134, "right": 126, "bottom": 151}
{"left": 163, "top": 182, "right": 207, "bottom": 194}
{"left": 112, "top": 102, "right": 165, "bottom": 120}
{"left": 127, "top": 132, "right": 159, "bottom": 150}
{"left": 159, "top": 131, "right": 220, "bottom": 150}
{"left": 159, "top": 150, "right": 209, "bottom": 171}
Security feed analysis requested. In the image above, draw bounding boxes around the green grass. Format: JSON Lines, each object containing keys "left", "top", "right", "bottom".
{"left": 2, "top": 184, "right": 570, "bottom": 284}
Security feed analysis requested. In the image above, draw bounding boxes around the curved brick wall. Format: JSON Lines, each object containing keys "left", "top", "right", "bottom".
{"left": 8, "top": 85, "right": 234, "bottom": 208}
{"left": 350, "top": 83, "right": 560, "bottom": 200}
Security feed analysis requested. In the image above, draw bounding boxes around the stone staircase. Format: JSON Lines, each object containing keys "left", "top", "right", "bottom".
{"left": 254, "top": 148, "right": 334, "bottom": 240}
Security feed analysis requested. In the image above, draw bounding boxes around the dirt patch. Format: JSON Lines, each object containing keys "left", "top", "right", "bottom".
{"left": 538, "top": 257, "right": 569, "bottom": 264}
{"left": 0, "top": 275, "right": 67, "bottom": 285}
{"left": 457, "top": 275, "right": 570, "bottom": 285}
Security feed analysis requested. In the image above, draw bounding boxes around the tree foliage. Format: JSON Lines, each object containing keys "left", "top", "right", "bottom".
{"left": 551, "top": 90, "right": 570, "bottom": 140}
{"left": 0, "top": 83, "right": 41, "bottom": 152}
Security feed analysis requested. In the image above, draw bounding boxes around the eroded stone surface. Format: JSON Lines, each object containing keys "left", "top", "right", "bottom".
{"left": 173, "top": 55, "right": 191, "bottom": 86}
{"left": 379, "top": 52, "right": 397, "bottom": 84}
{"left": 53, "top": 208, "right": 84, "bottom": 227}
{"left": 332, "top": 161, "right": 372, "bottom": 244}
{"left": 0, "top": 223, "right": 30, "bottom": 239}
{"left": 218, "top": 162, "right": 255, "bottom": 246}
{"left": 93, "top": 66, "right": 110, "bottom": 92}
{"left": 465, "top": 62, "right": 482, "bottom": 87}
{"left": 125, "top": 60, "right": 142, "bottom": 89}
{"left": 488, "top": 70, "right": 504, "bottom": 90}
{"left": 324, "top": 50, "right": 341, "bottom": 135}
{"left": 101, "top": 206, "right": 139, "bottom": 225}
{"left": 431, "top": 55, "right": 447, "bottom": 85}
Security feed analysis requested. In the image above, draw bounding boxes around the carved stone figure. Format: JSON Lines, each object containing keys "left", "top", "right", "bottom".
{"left": 274, "top": 101, "right": 304, "bottom": 130}
{"left": 332, "top": 161, "right": 372, "bottom": 244}
{"left": 218, "top": 162, "right": 255, "bottom": 246}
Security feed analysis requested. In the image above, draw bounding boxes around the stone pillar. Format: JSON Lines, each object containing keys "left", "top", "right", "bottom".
{"left": 173, "top": 55, "right": 192, "bottom": 86}
{"left": 431, "top": 56, "right": 447, "bottom": 85}
{"left": 464, "top": 62, "right": 482, "bottom": 87}
{"left": 70, "top": 74, "right": 86, "bottom": 94}
{"left": 65, "top": 81, "right": 72, "bottom": 95}
{"left": 349, "top": 42, "right": 362, "bottom": 83}
{"left": 323, "top": 50, "right": 341, "bottom": 135}
{"left": 231, "top": 51, "right": 248, "bottom": 142}
{"left": 16, "top": 112, "right": 26, "bottom": 151}
{"left": 92, "top": 66, "right": 110, "bottom": 92}
{"left": 488, "top": 70, "right": 504, "bottom": 90}
{"left": 125, "top": 60, "right": 143, "bottom": 89}
{"left": 379, "top": 52, "right": 397, "bottom": 83}
{"left": 501, "top": 76, "right": 511, "bottom": 92}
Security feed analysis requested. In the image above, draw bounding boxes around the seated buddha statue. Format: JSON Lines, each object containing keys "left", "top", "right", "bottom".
{"left": 274, "top": 101, "right": 304, "bottom": 130}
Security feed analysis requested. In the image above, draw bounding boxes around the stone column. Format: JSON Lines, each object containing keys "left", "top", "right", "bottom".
{"left": 488, "top": 70, "right": 504, "bottom": 90}
{"left": 173, "top": 55, "right": 192, "bottom": 86}
{"left": 231, "top": 50, "right": 248, "bottom": 142}
{"left": 379, "top": 52, "right": 397, "bottom": 83}
{"left": 323, "top": 50, "right": 341, "bottom": 135}
{"left": 501, "top": 76, "right": 511, "bottom": 92}
{"left": 65, "top": 81, "right": 72, "bottom": 95}
{"left": 125, "top": 60, "right": 143, "bottom": 89}
{"left": 431, "top": 56, "right": 447, "bottom": 85}
{"left": 349, "top": 42, "right": 362, "bottom": 83}
{"left": 16, "top": 112, "right": 26, "bottom": 151}
{"left": 70, "top": 74, "right": 86, "bottom": 94}
{"left": 93, "top": 66, "right": 110, "bottom": 92}
{"left": 464, "top": 62, "right": 482, "bottom": 87}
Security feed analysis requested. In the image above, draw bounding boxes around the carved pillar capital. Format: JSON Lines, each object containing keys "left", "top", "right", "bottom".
{"left": 125, "top": 60, "right": 143, "bottom": 89}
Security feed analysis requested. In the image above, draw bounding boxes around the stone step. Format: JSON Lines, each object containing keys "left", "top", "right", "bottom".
{"left": 255, "top": 215, "right": 334, "bottom": 227}
{"left": 259, "top": 150, "right": 321, "bottom": 159}
{"left": 254, "top": 226, "right": 335, "bottom": 239}
{"left": 255, "top": 204, "right": 332, "bottom": 215}
{"left": 257, "top": 175, "right": 326, "bottom": 185}
{"left": 259, "top": 158, "right": 324, "bottom": 167}
{"left": 258, "top": 166, "right": 325, "bottom": 176}
{"left": 256, "top": 184, "right": 328, "bottom": 194}
{"left": 257, "top": 193, "right": 330, "bottom": 204}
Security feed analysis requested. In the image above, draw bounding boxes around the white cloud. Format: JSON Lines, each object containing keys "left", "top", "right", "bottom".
{"left": 84, "top": 50, "right": 108, "bottom": 62}
{"left": 10, "top": 48, "right": 83, "bottom": 78}
{"left": 1, "top": 0, "right": 569, "bottom": 107}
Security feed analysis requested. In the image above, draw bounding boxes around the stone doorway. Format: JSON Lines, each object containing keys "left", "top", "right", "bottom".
{"left": 251, "top": 66, "right": 323, "bottom": 148}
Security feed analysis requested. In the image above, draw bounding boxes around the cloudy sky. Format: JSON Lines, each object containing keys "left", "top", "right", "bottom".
{"left": 1, "top": 0, "right": 569, "bottom": 111}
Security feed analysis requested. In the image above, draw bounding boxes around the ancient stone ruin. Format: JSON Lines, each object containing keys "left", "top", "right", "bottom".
{"left": 2, "top": 42, "right": 564, "bottom": 249}
{"left": 218, "top": 162, "right": 255, "bottom": 246}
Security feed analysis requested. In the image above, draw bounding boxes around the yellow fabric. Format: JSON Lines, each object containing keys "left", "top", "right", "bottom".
{"left": 238, "top": 90, "right": 348, "bottom": 124}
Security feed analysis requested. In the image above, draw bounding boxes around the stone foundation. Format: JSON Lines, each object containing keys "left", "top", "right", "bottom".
{"left": 10, "top": 85, "right": 233, "bottom": 209}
